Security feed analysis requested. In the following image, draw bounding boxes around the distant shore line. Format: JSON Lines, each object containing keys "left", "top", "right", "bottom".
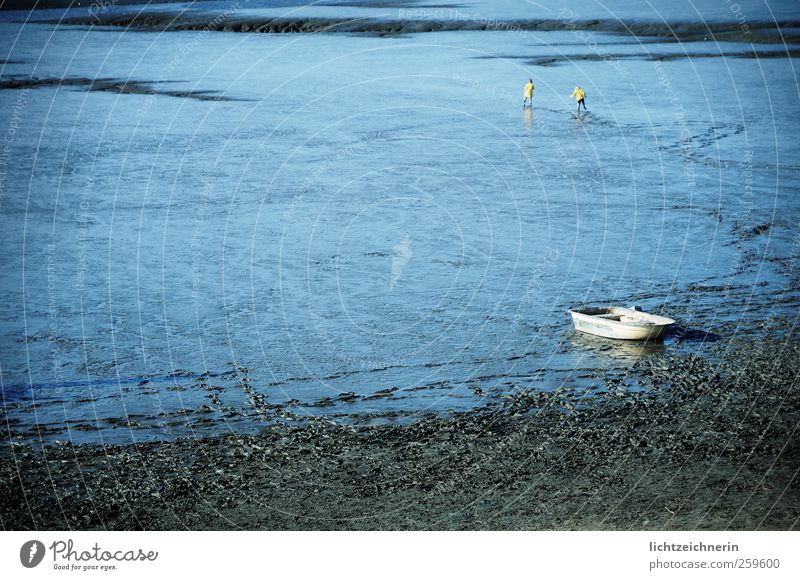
{"left": 12, "top": 9, "right": 796, "bottom": 45}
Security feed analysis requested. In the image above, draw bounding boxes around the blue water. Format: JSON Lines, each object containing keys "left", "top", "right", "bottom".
{"left": 1, "top": 0, "right": 799, "bottom": 444}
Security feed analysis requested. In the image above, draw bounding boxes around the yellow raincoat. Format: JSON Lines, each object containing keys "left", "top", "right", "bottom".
{"left": 524, "top": 81, "right": 534, "bottom": 98}
{"left": 571, "top": 86, "right": 586, "bottom": 101}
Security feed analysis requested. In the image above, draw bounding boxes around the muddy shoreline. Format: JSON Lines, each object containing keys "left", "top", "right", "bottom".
{"left": 2, "top": 333, "right": 797, "bottom": 531}
{"left": 43, "top": 12, "right": 798, "bottom": 45}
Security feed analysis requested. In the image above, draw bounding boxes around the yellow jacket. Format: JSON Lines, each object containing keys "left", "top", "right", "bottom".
{"left": 571, "top": 87, "right": 585, "bottom": 100}
{"left": 524, "top": 81, "right": 534, "bottom": 98}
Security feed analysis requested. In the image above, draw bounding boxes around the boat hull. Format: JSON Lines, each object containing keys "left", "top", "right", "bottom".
{"left": 569, "top": 307, "right": 675, "bottom": 341}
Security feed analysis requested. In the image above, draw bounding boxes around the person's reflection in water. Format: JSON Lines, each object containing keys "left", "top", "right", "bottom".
{"left": 524, "top": 106, "right": 533, "bottom": 134}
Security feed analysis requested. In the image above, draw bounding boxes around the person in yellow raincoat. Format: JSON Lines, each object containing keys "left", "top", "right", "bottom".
{"left": 571, "top": 85, "right": 587, "bottom": 112}
{"left": 523, "top": 78, "right": 534, "bottom": 108}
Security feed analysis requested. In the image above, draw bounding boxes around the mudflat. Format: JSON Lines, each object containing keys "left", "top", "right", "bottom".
{"left": 3, "top": 333, "right": 797, "bottom": 531}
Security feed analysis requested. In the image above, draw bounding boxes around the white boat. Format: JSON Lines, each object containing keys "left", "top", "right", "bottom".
{"left": 569, "top": 306, "right": 675, "bottom": 341}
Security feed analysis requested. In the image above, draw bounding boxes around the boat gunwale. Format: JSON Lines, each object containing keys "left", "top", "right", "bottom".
{"left": 569, "top": 306, "right": 676, "bottom": 327}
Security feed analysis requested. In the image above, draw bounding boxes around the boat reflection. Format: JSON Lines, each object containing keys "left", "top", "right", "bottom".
{"left": 569, "top": 331, "right": 666, "bottom": 362}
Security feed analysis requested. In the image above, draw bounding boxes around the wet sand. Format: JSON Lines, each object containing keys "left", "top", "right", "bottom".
{"left": 3, "top": 331, "right": 797, "bottom": 531}
{"left": 0, "top": 77, "right": 243, "bottom": 101}
{"left": 1, "top": 0, "right": 798, "bottom": 532}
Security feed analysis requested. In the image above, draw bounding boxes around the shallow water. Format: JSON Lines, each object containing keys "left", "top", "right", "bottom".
{"left": 1, "top": 0, "right": 798, "bottom": 444}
